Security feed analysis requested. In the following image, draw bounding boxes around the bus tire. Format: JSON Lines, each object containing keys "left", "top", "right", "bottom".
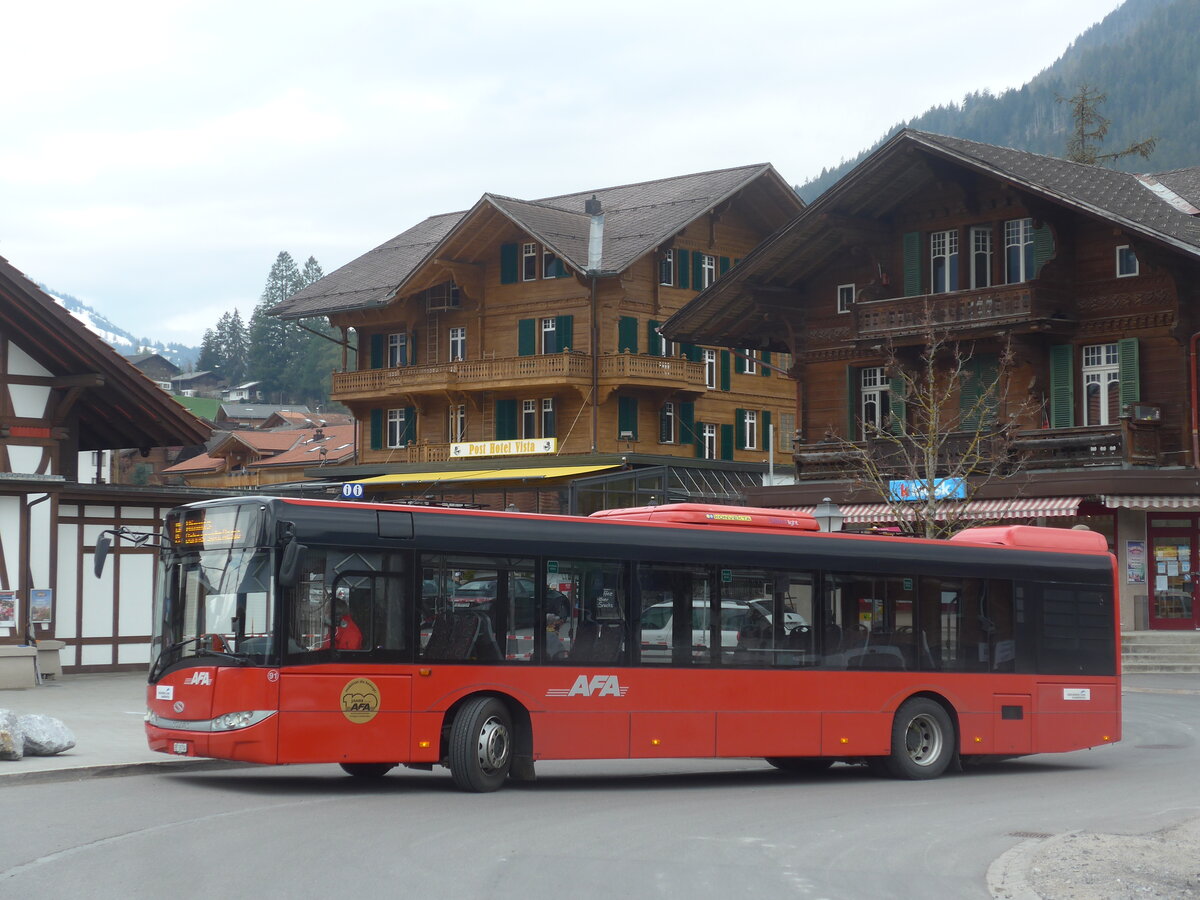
{"left": 883, "top": 698, "right": 955, "bottom": 779}
{"left": 764, "top": 757, "right": 834, "bottom": 775}
{"left": 340, "top": 762, "right": 395, "bottom": 778}
{"left": 449, "top": 696, "right": 513, "bottom": 792}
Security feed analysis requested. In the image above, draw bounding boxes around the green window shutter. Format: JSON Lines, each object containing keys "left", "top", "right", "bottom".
{"left": 959, "top": 354, "right": 998, "bottom": 431}
{"left": 496, "top": 399, "right": 518, "bottom": 440}
{"left": 719, "top": 256, "right": 730, "bottom": 276}
{"left": 1049, "top": 344, "right": 1075, "bottom": 428}
{"left": 735, "top": 408, "right": 747, "bottom": 450}
{"left": 557, "top": 315, "right": 574, "bottom": 351}
{"left": 762, "top": 410, "right": 772, "bottom": 446}
{"left": 692, "top": 253, "right": 704, "bottom": 292}
{"left": 761, "top": 351, "right": 772, "bottom": 376}
{"left": 719, "top": 351, "right": 731, "bottom": 391}
{"left": 720, "top": 424, "right": 734, "bottom": 460}
{"left": 846, "top": 367, "right": 859, "bottom": 438}
{"left": 686, "top": 344, "right": 703, "bottom": 363}
{"left": 676, "top": 250, "right": 690, "bottom": 290}
{"left": 370, "top": 334, "right": 384, "bottom": 369}
{"left": 903, "top": 231, "right": 922, "bottom": 296}
{"left": 1118, "top": 337, "right": 1140, "bottom": 413}
{"left": 500, "top": 243, "right": 518, "bottom": 284}
{"left": 959, "top": 357, "right": 982, "bottom": 431}
{"left": 679, "top": 401, "right": 696, "bottom": 444}
{"left": 618, "top": 396, "right": 638, "bottom": 439}
{"left": 518, "top": 318, "right": 536, "bottom": 357}
{"left": 647, "top": 320, "right": 661, "bottom": 357}
{"left": 1032, "top": 224, "right": 1055, "bottom": 277}
{"left": 618, "top": 316, "right": 639, "bottom": 353}
{"left": 369, "top": 409, "right": 383, "bottom": 450}
{"left": 734, "top": 352, "right": 745, "bottom": 375}
{"left": 888, "top": 372, "right": 906, "bottom": 435}
{"left": 401, "top": 406, "right": 416, "bottom": 445}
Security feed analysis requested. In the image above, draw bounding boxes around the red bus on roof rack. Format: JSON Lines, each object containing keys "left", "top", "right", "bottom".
{"left": 127, "top": 497, "right": 1120, "bottom": 791}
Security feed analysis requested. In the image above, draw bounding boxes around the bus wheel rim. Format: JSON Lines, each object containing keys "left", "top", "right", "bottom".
{"left": 904, "top": 713, "right": 943, "bottom": 766}
{"left": 477, "top": 716, "right": 510, "bottom": 775}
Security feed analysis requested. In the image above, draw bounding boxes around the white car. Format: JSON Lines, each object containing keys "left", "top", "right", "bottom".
{"left": 638, "top": 599, "right": 806, "bottom": 660}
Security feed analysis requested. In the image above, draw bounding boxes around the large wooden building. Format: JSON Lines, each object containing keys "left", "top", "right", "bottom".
{"left": 664, "top": 130, "right": 1200, "bottom": 631}
{"left": 0, "top": 256, "right": 212, "bottom": 674}
{"left": 272, "top": 166, "right": 803, "bottom": 513}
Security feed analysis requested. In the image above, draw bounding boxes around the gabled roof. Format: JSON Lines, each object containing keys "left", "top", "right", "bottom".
{"left": 0, "top": 255, "right": 211, "bottom": 452}
{"left": 271, "top": 164, "right": 802, "bottom": 320}
{"left": 250, "top": 424, "right": 356, "bottom": 468}
{"left": 663, "top": 129, "right": 1200, "bottom": 346}
{"left": 161, "top": 424, "right": 356, "bottom": 476}
{"left": 216, "top": 403, "right": 311, "bottom": 421}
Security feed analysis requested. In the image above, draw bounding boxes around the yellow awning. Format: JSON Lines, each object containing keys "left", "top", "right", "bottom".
{"left": 353, "top": 464, "right": 621, "bottom": 488}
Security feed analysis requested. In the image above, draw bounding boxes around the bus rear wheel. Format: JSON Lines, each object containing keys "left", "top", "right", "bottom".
{"left": 765, "top": 757, "right": 834, "bottom": 775}
{"left": 882, "top": 698, "right": 954, "bottom": 779}
{"left": 340, "top": 762, "right": 395, "bottom": 778}
{"left": 449, "top": 697, "right": 513, "bottom": 792}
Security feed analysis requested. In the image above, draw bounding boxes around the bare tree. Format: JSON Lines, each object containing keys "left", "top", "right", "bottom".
{"left": 831, "top": 319, "right": 1036, "bottom": 538}
{"left": 1058, "top": 84, "right": 1157, "bottom": 166}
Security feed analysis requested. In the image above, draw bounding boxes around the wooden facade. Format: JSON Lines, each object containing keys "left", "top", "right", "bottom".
{"left": 663, "top": 130, "right": 1200, "bottom": 630}
{"left": 273, "top": 166, "right": 804, "bottom": 501}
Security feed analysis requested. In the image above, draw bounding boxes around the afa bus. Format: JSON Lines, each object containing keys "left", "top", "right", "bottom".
{"left": 120, "top": 496, "right": 1120, "bottom": 792}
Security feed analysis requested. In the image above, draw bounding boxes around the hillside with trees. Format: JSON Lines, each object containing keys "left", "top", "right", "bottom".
{"left": 799, "top": 0, "right": 1197, "bottom": 200}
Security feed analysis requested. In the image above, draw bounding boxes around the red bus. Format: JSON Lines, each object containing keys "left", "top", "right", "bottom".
{"left": 124, "top": 496, "right": 1120, "bottom": 792}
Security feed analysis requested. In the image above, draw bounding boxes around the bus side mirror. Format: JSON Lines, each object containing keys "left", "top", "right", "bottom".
{"left": 94, "top": 534, "right": 112, "bottom": 578}
{"left": 278, "top": 539, "right": 307, "bottom": 588}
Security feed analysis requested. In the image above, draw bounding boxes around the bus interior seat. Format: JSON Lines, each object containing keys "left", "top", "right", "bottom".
{"left": 470, "top": 614, "right": 502, "bottom": 661}
{"left": 446, "top": 613, "right": 482, "bottom": 659}
{"left": 569, "top": 622, "right": 599, "bottom": 661}
{"left": 592, "top": 624, "right": 624, "bottom": 663}
{"left": 422, "top": 613, "right": 456, "bottom": 658}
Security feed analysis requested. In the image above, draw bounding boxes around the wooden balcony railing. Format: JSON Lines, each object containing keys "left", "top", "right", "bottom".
{"left": 792, "top": 419, "right": 1161, "bottom": 480}
{"left": 332, "top": 351, "right": 707, "bottom": 403}
{"left": 852, "top": 283, "right": 1071, "bottom": 343}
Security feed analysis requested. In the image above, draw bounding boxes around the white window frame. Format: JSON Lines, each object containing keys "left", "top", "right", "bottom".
{"left": 540, "top": 398, "right": 555, "bottom": 437}
{"left": 1005, "top": 218, "right": 1034, "bottom": 284}
{"left": 1116, "top": 245, "right": 1139, "bottom": 277}
{"left": 703, "top": 349, "right": 718, "bottom": 390}
{"left": 837, "top": 283, "right": 855, "bottom": 314}
{"left": 543, "top": 249, "right": 561, "bottom": 279}
{"left": 742, "top": 350, "right": 757, "bottom": 376}
{"left": 521, "top": 399, "right": 538, "bottom": 438}
{"left": 659, "top": 402, "right": 676, "bottom": 444}
{"left": 659, "top": 250, "right": 674, "bottom": 287}
{"left": 700, "top": 254, "right": 717, "bottom": 289}
{"left": 447, "top": 404, "right": 466, "bottom": 442}
{"left": 522, "top": 242, "right": 538, "bottom": 281}
{"left": 387, "top": 332, "right": 408, "bottom": 368}
{"left": 541, "top": 317, "right": 557, "bottom": 354}
{"left": 701, "top": 423, "right": 718, "bottom": 459}
{"left": 1083, "top": 343, "right": 1120, "bottom": 426}
{"left": 861, "top": 366, "right": 890, "bottom": 434}
{"left": 448, "top": 326, "right": 466, "bottom": 362}
{"left": 970, "top": 226, "right": 993, "bottom": 288}
{"left": 930, "top": 229, "right": 959, "bottom": 294}
{"left": 743, "top": 409, "right": 758, "bottom": 450}
{"left": 386, "top": 408, "right": 409, "bottom": 448}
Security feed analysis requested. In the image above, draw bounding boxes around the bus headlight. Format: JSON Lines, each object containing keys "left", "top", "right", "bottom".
{"left": 146, "top": 709, "right": 275, "bottom": 732}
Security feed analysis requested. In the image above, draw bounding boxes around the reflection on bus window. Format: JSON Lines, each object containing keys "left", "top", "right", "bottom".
{"left": 287, "top": 549, "right": 410, "bottom": 656}
{"left": 419, "top": 555, "right": 535, "bottom": 663}
{"left": 547, "top": 559, "right": 627, "bottom": 664}
{"left": 638, "top": 564, "right": 710, "bottom": 665}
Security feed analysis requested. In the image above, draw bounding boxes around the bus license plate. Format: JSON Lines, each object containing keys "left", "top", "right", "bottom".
{"left": 172, "top": 742, "right": 190, "bottom": 755}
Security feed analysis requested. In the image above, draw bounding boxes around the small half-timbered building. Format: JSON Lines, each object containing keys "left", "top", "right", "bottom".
{"left": 663, "top": 130, "right": 1200, "bottom": 631}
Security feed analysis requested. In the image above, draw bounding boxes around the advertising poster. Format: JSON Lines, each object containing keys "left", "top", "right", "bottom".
{"left": 0, "top": 591, "right": 16, "bottom": 628}
{"left": 1126, "top": 540, "right": 1146, "bottom": 585}
{"left": 30, "top": 589, "right": 53, "bottom": 625}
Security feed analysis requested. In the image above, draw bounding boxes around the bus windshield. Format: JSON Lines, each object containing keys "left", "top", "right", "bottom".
{"left": 152, "top": 547, "right": 276, "bottom": 676}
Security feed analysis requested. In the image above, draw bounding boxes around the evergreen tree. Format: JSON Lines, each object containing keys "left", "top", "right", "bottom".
{"left": 197, "top": 328, "right": 222, "bottom": 372}
{"left": 1058, "top": 84, "right": 1157, "bottom": 165}
{"left": 301, "top": 256, "right": 324, "bottom": 287}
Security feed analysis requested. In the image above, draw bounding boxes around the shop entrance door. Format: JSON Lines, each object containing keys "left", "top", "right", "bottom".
{"left": 1148, "top": 520, "right": 1198, "bottom": 630}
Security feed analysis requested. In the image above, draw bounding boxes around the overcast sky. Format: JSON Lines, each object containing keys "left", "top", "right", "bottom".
{"left": 1, "top": 0, "right": 1124, "bottom": 347}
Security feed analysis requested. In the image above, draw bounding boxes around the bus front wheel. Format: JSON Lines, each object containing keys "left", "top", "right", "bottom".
{"left": 882, "top": 698, "right": 955, "bottom": 779}
{"left": 449, "top": 697, "right": 513, "bottom": 792}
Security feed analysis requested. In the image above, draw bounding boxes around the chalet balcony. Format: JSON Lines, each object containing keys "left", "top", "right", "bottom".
{"left": 852, "top": 283, "right": 1072, "bottom": 344}
{"left": 792, "top": 419, "right": 1161, "bottom": 481}
{"left": 331, "top": 351, "right": 707, "bottom": 404}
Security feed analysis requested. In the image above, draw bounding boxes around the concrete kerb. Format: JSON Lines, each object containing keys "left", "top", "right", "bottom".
{"left": 0, "top": 757, "right": 248, "bottom": 787}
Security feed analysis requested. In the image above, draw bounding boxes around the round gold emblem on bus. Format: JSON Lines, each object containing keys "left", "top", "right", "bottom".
{"left": 340, "top": 678, "right": 380, "bottom": 723}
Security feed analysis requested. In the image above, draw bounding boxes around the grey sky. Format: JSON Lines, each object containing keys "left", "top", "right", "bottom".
{"left": 1, "top": 0, "right": 1124, "bottom": 346}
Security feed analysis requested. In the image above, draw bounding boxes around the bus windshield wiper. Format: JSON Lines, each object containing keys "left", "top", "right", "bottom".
{"left": 151, "top": 636, "right": 247, "bottom": 680}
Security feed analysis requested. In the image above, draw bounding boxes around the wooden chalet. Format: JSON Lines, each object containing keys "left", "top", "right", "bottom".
{"left": 161, "top": 423, "right": 356, "bottom": 489}
{"left": 271, "top": 165, "right": 803, "bottom": 513}
{"left": 0, "top": 255, "right": 212, "bottom": 676}
{"left": 663, "top": 129, "right": 1200, "bottom": 631}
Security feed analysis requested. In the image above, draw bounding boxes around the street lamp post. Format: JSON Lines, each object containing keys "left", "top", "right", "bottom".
{"left": 813, "top": 497, "right": 844, "bottom": 533}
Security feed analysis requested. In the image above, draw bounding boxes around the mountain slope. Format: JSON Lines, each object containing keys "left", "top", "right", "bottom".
{"left": 799, "top": 0, "right": 1195, "bottom": 201}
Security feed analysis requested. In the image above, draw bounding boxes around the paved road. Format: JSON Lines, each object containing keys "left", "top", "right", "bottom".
{"left": 1, "top": 685, "right": 1197, "bottom": 900}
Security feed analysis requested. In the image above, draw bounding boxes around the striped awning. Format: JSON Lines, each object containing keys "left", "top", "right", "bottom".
{"left": 1100, "top": 495, "right": 1200, "bottom": 510}
{"left": 791, "top": 496, "right": 1083, "bottom": 525}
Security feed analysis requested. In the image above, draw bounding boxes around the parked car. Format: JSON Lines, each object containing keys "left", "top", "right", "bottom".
{"left": 639, "top": 599, "right": 806, "bottom": 660}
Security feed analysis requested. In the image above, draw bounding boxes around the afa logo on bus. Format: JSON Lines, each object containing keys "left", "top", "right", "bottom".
{"left": 545, "top": 675, "right": 628, "bottom": 698}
